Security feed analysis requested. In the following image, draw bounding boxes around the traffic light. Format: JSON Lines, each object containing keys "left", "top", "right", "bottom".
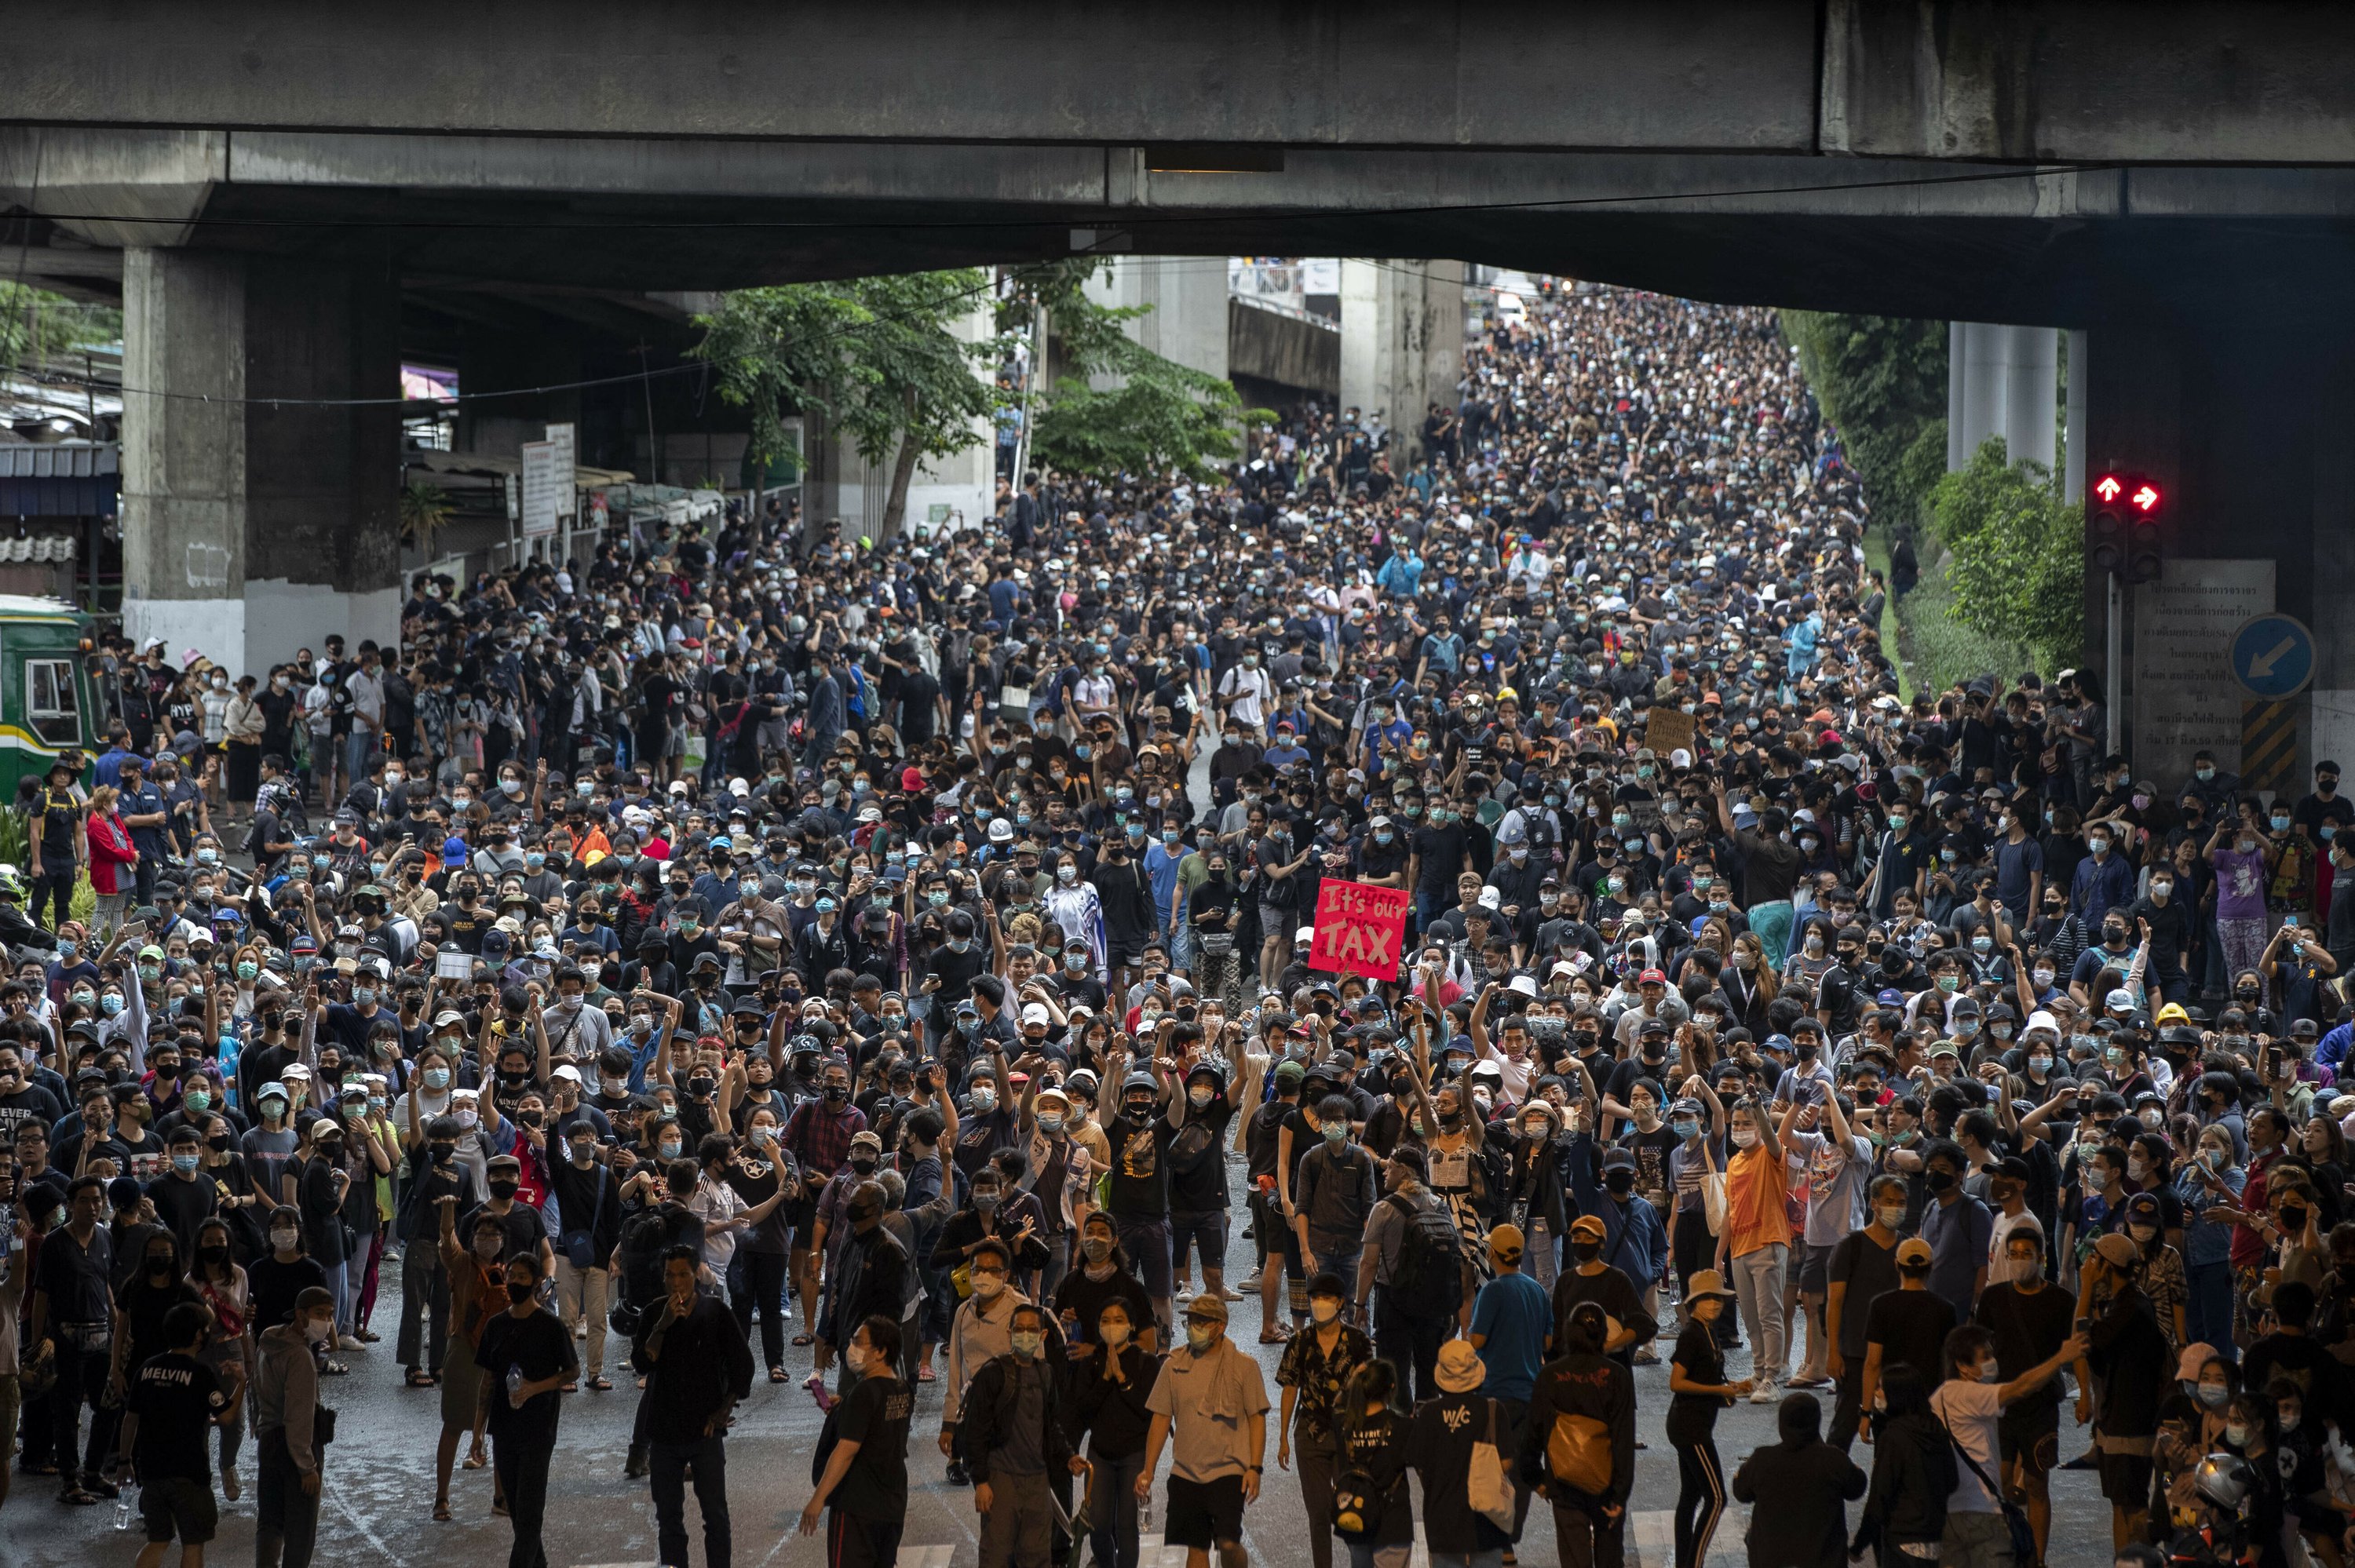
{"left": 2090, "top": 472, "right": 2163, "bottom": 582}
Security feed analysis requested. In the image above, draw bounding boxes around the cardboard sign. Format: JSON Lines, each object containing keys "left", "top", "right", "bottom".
{"left": 1309, "top": 877, "right": 1412, "bottom": 981}
{"left": 1643, "top": 704, "right": 1697, "bottom": 759}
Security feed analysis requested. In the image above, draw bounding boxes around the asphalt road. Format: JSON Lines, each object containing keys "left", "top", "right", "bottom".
{"left": 5, "top": 1169, "right": 2127, "bottom": 1568}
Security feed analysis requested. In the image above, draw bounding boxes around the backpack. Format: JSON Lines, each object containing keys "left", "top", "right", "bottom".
{"left": 617, "top": 1204, "right": 674, "bottom": 1304}
{"left": 1546, "top": 1410, "right": 1614, "bottom": 1497}
{"left": 1384, "top": 1193, "right": 1463, "bottom": 1320}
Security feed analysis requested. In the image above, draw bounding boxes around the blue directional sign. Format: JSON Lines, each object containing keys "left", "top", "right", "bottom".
{"left": 2229, "top": 612, "right": 2316, "bottom": 699}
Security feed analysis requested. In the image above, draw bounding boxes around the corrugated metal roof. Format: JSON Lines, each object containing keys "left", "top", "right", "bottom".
{"left": 0, "top": 443, "right": 118, "bottom": 479}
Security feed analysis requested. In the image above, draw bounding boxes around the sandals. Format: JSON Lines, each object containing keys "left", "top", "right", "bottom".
{"left": 791, "top": 1333, "right": 816, "bottom": 1347}
{"left": 589, "top": 1376, "right": 612, "bottom": 1392}
{"left": 915, "top": 1366, "right": 937, "bottom": 1384}
{"left": 433, "top": 1499, "right": 452, "bottom": 1522}
{"left": 769, "top": 1366, "right": 788, "bottom": 1384}
{"left": 406, "top": 1369, "right": 438, "bottom": 1389}
{"left": 560, "top": 1382, "right": 579, "bottom": 1394}
{"left": 323, "top": 1361, "right": 350, "bottom": 1377}
{"left": 464, "top": 1449, "right": 488, "bottom": 1471}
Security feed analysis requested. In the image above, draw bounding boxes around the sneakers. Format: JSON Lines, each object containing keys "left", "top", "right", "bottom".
{"left": 1748, "top": 1380, "right": 1780, "bottom": 1404}
{"left": 337, "top": 1333, "right": 365, "bottom": 1351}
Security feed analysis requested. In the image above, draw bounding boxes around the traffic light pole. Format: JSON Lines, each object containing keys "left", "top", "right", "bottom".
{"left": 2105, "top": 569, "right": 2122, "bottom": 757}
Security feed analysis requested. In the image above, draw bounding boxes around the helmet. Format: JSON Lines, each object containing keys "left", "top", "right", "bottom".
{"left": 0, "top": 866, "right": 24, "bottom": 901}
{"left": 2193, "top": 1453, "right": 2254, "bottom": 1512}
{"left": 1121, "top": 1071, "right": 1159, "bottom": 1102}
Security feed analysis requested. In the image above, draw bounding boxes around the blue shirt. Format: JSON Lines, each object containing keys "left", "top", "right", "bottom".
{"left": 2069, "top": 851, "right": 2137, "bottom": 929}
{"left": 1469, "top": 1271, "right": 1550, "bottom": 1402}
{"left": 119, "top": 782, "right": 169, "bottom": 859}
{"left": 1919, "top": 1192, "right": 1995, "bottom": 1321}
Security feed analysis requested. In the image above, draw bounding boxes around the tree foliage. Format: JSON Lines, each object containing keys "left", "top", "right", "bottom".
{"left": 0, "top": 284, "right": 121, "bottom": 374}
{"left": 695, "top": 271, "right": 995, "bottom": 533}
{"left": 1000, "top": 261, "right": 1271, "bottom": 483}
{"left": 1780, "top": 309, "right": 1948, "bottom": 531}
{"left": 1927, "top": 436, "right": 2085, "bottom": 675}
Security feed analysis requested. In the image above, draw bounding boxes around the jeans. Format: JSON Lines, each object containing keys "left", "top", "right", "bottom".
{"left": 255, "top": 1428, "right": 319, "bottom": 1568}
{"left": 1371, "top": 1286, "right": 1449, "bottom": 1404}
{"left": 1729, "top": 1242, "right": 1788, "bottom": 1385}
{"left": 1086, "top": 1449, "right": 1146, "bottom": 1568}
{"left": 29, "top": 872, "right": 71, "bottom": 930}
{"left": 553, "top": 1258, "right": 611, "bottom": 1377}
{"left": 344, "top": 728, "right": 378, "bottom": 784}
{"left": 399, "top": 1240, "right": 448, "bottom": 1372}
{"left": 1037, "top": 1232, "right": 1071, "bottom": 1307}
{"left": 1939, "top": 1508, "right": 2016, "bottom": 1568}
{"left": 650, "top": 1433, "right": 732, "bottom": 1568}
{"left": 494, "top": 1429, "right": 554, "bottom": 1568}
{"left": 1525, "top": 1219, "right": 1560, "bottom": 1292}
{"left": 2189, "top": 1258, "right": 2236, "bottom": 1362}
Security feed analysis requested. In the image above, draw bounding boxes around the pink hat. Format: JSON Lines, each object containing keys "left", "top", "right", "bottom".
{"left": 2175, "top": 1342, "right": 2221, "bottom": 1381}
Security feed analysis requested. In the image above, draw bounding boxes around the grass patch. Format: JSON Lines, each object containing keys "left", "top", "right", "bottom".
{"left": 1893, "top": 546, "right": 2034, "bottom": 698}
{"left": 1860, "top": 527, "right": 1912, "bottom": 704}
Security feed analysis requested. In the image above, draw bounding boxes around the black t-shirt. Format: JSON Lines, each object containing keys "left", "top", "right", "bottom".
{"left": 724, "top": 1152, "right": 796, "bottom": 1256}
{"left": 1409, "top": 822, "right": 1470, "bottom": 900}
{"left": 1973, "top": 1282, "right": 2076, "bottom": 1413}
{"left": 1864, "top": 1288, "right": 1957, "bottom": 1386}
{"left": 1829, "top": 1230, "right": 1902, "bottom": 1358}
{"left": 1053, "top": 1261, "right": 1155, "bottom": 1347}
{"left": 127, "top": 1351, "right": 227, "bottom": 1482}
{"left": 473, "top": 1305, "right": 578, "bottom": 1439}
{"left": 829, "top": 1372, "right": 915, "bottom": 1521}
{"left": 952, "top": 1107, "right": 1021, "bottom": 1185}
{"left": 1104, "top": 1113, "right": 1178, "bottom": 1217}
{"left": 1167, "top": 1095, "right": 1237, "bottom": 1213}
{"left": 465, "top": 1201, "right": 550, "bottom": 1265}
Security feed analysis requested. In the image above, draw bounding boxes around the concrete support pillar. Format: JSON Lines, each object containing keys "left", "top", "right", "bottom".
{"left": 1085, "top": 257, "right": 1229, "bottom": 381}
{"left": 2000, "top": 323, "right": 2057, "bottom": 472}
{"left": 1955, "top": 321, "right": 2011, "bottom": 467}
{"left": 2064, "top": 329, "right": 2087, "bottom": 500}
{"left": 122, "top": 246, "right": 400, "bottom": 677}
{"left": 1947, "top": 320, "right": 1969, "bottom": 470}
{"left": 1339, "top": 259, "right": 1464, "bottom": 458}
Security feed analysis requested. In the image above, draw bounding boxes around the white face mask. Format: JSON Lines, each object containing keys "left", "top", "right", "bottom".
{"left": 1731, "top": 1127, "right": 1758, "bottom": 1149}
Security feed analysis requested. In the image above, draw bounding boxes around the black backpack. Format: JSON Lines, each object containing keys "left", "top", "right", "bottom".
{"left": 1385, "top": 1193, "right": 1464, "bottom": 1320}
{"left": 617, "top": 1204, "right": 675, "bottom": 1305}
{"left": 1168, "top": 1116, "right": 1219, "bottom": 1176}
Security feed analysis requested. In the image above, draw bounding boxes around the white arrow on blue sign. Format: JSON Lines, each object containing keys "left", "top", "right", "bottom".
{"left": 2228, "top": 612, "right": 2317, "bottom": 699}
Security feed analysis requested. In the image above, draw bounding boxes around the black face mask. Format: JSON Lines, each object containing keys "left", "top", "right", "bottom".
{"left": 488, "top": 1179, "right": 520, "bottom": 1201}
{"left": 1604, "top": 1169, "right": 1635, "bottom": 1194}
{"left": 1570, "top": 1240, "right": 1602, "bottom": 1264}
{"left": 505, "top": 1281, "right": 535, "bottom": 1305}
{"left": 823, "top": 1085, "right": 850, "bottom": 1103}
{"left": 2284, "top": 1205, "right": 2309, "bottom": 1231}
{"left": 429, "top": 1143, "right": 455, "bottom": 1165}
{"left": 1925, "top": 1169, "right": 1958, "bottom": 1193}
{"left": 147, "top": 1256, "right": 173, "bottom": 1278}
{"left": 849, "top": 1156, "right": 877, "bottom": 1175}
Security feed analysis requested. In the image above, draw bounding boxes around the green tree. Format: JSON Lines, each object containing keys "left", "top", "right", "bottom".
{"left": 1000, "top": 261, "right": 1271, "bottom": 483}
{"left": 1780, "top": 309, "right": 1948, "bottom": 531}
{"left": 1927, "top": 437, "right": 2085, "bottom": 673}
{"left": 696, "top": 270, "right": 996, "bottom": 536}
{"left": 0, "top": 284, "right": 120, "bottom": 374}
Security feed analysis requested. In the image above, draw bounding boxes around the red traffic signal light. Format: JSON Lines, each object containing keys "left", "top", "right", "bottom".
{"left": 2092, "top": 472, "right": 2163, "bottom": 580}
{"left": 2129, "top": 481, "right": 2161, "bottom": 515}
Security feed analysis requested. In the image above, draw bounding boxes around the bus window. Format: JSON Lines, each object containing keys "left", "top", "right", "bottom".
{"left": 26, "top": 658, "right": 82, "bottom": 748}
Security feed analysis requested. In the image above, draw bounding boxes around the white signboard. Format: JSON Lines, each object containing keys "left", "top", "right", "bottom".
{"left": 544, "top": 422, "right": 576, "bottom": 525}
{"left": 520, "top": 440, "right": 561, "bottom": 539}
{"left": 2131, "top": 559, "right": 2274, "bottom": 783}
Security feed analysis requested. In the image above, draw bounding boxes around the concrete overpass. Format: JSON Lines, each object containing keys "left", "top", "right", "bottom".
{"left": 11, "top": 0, "right": 2355, "bottom": 779}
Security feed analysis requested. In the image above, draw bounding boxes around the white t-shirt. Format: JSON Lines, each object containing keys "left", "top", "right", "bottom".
{"left": 1928, "top": 1378, "right": 2003, "bottom": 1513}
{"left": 1987, "top": 1208, "right": 2041, "bottom": 1288}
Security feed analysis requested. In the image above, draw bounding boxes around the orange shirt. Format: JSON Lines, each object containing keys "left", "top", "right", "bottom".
{"left": 1724, "top": 1140, "right": 1794, "bottom": 1258}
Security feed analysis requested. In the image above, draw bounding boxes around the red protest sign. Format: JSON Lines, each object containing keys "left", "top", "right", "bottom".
{"left": 1309, "top": 877, "right": 1411, "bottom": 981}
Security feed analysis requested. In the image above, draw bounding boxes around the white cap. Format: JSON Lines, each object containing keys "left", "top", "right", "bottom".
{"left": 2023, "top": 1009, "right": 2062, "bottom": 1041}
{"left": 1294, "top": 925, "right": 1317, "bottom": 945}
{"left": 1507, "top": 974, "right": 1539, "bottom": 998}
{"left": 1021, "top": 1002, "right": 1052, "bottom": 1026}
{"left": 550, "top": 1064, "right": 582, "bottom": 1084}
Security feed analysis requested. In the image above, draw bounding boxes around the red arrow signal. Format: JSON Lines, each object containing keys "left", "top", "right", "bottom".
{"left": 2130, "top": 483, "right": 2160, "bottom": 512}
{"left": 2094, "top": 475, "right": 2123, "bottom": 502}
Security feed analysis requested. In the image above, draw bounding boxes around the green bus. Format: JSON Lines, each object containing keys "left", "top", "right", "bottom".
{"left": 0, "top": 596, "right": 99, "bottom": 797}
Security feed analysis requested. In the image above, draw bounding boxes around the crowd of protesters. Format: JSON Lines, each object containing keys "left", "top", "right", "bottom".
{"left": 3, "top": 279, "right": 2353, "bottom": 1568}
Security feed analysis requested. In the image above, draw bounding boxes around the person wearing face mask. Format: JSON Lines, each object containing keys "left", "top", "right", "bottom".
{"left": 1133, "top": 1293, "right": 1269, "bottom": 1566}
{"left": 958, "top": 1298, "right": 1072, "bottom": 1568}
{"left": 940, "top": 1241, "right": 1029, "bottom": 1486}
{"left": 251, "top": 1285, "right": 336, "bottom": 1568}
{"left": 2068, "top": 817, "right": 2138, "bottom": 934}
{"left": 1289, "top": 1096, "right": 1379, "bottom": 1303}
{"left": 1966, "top": 1223, "right": 2078, "bottom": 1559}
{"left": 631, "top": 1244, "right": 755, "bottom": 1568}
{"left": 1820, "top": 1173, "right": 1908, "bottom": 1456}
{"left": 546, "top": 1121, "right": 623, "bottom": 1391}
{"left": 823, "top": 1180, "right": 913, "bottom": 1395}
{"left": 1013, "top": 1085, "right": 1093, "bottom": 1305}
{"left": 1065, "top": 1298, "right": 1163, "bottom": 1568}
{"left": 472, "top": 1253, "right": 579, "bottom": 1568}
{"left": 426, "top": 1198, "right": 509, "bottom": 1517}
{"left": 2072, "top": 1233, "right": 2172, "bottom": 1551}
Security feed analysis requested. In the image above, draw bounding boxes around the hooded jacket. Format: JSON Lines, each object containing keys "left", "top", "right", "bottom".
{"left": 1730, "top": 1395, "right": 1868, "bottom": 1568}
{"left": 1858, "top": 1409, "right": 1955, "bottom": 1554}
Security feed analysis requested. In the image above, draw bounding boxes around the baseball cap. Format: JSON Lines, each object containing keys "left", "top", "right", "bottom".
{"left": 1569, "top": 1214, "right": 1607, "bottom": 1242}
{"left": 1895, "top": 1238, "right": 1933, "bottom": 1267}
{"left": 1184, "top": 1293, "right": 1229, "bottom": 1325}
{"left": 1487, "top": 1223, "right": 1525, "bottom": 1263}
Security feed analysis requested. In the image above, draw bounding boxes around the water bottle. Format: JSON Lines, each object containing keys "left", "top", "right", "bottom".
{"left": 1138, "top": 1488, "right": 1151, "bottom": 1529}
{"left": 114, "top": 1490, "right": 134, "bottom": 1531}
{"left": 506, "top": 1366, "right": 524, "bottom": 1406}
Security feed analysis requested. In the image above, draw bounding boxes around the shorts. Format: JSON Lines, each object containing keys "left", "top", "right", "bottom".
{"left": 441, "top": 1333, "right": 487, "bottom": 1430}
{"left": 1106, "top": 940, "right": 1146, "bottom": 970}
{"left": 829, "top": 1508, "right": 904, "bottom": 1568}
{"left": 1116, "top": 1214, "right": 1174, "bottom": 1300}
{"left": 2097, "top": 1449, "right": 2153, "bottom": 1506}
{"left": 1798, "top": 1242, "right": 1837, "bottom": 1296}
{"left": 1163, "top": 1473, "right": 1246, "bottom": 1548}
{"left": 1996, "top": 1403, "right": 2060, "bottom": 1477}
{"left": 787, "top": 1194, "right": 819, "bottom": 1238}
{"left": 142, "top": 1475, "right": 220, "bottom": 1544}
{"left": 1259, "top": 901, "right": 1295, "bottom": 935}
{"left": 1169, "top": 1210, "right": 1230, "bottom": 1275}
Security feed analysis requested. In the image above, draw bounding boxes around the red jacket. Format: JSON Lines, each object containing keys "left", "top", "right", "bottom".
{"left": 86, "top": 811, "right": 137, "bottom": 895}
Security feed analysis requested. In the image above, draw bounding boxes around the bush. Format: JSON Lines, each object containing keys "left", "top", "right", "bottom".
{"left": 1926, "top": 437, "right": 2085, "bottom": 676}
{"left": 1780, "top": 310, "right": 1948, "bottom": 533}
